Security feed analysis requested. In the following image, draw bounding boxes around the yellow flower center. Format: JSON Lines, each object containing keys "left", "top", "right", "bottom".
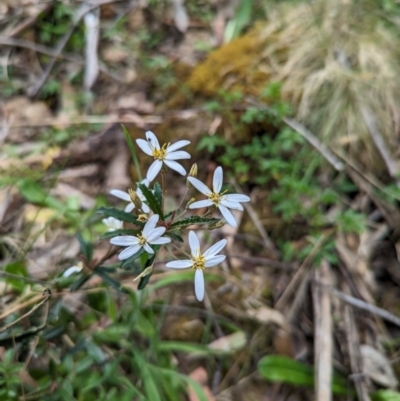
{"left": 137, "top": 234, "right": 147, "bottom": 246}
{"left": 151, "top": 143, "right": 169, "bottom": 160}
{"left": 209, "top": 192, "right": 222, "bottom": 206}
{"left": 191, "top": 254, "right": 206, "bottom": 270}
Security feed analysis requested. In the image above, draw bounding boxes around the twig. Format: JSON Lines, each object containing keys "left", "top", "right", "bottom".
{"left": 313, "top": 261, "right": 332, "bottom": 401}
{"left": 317, "top": 282, "right": 400, "bottom": 328}
{"left": 0, "top": 291, "right": 51, "bottom": 333}
{"left": 229, "top": 177, "right": 279, "bottom": 256}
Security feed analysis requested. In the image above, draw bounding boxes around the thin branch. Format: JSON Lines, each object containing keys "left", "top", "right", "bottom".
{"left": 317, "top": 282, "right": 400, "bottom": 328}
{"left": 0, "top": 291, "right": 51, "bottom": 333}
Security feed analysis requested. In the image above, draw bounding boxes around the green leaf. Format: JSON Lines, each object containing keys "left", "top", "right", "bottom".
{"left": 100, "top": 229, "right": 139, "bottom": 239}
{"left": 171, "top": 216, "right": 220, "bottom": 229}
{"left": 133, "top": 352, "right": 162, "bottom": 401}
{"left": 93, "top": 325, "right": 129, "bottom": 343}
{"left": 138, "top": 183, "right": 163, "bottom": 219}
{"left": 4, "top": 261, "right": 27, "bottom": 293}
{"left": 138, "top": 272, "right": 152, "bottom": 290}
{"left": 372, "top": 390, "right": 400, "bottom": 401}
{"left": 17, "top": 178, "right": 48, "bottom": 204}
{"left": 258, "top": 355, "right": 314, "bottom": 387}
{"left": 97, "top": 207, "right": 144, "bottom": 226}
{"left": 137, "top": 252, "right": 157, "bottom": 290}
{"left": 70, "top": 274, "right": 92, "bottom": 292}
{"left": 154, "top": 182, "right": 162, "bottom": 205}
{"left": 258, "top": 355, "right": 349, "bottom": 395}
{"left": 121, "top": 124, "right": 142, "bottom": 181}
{"left": 77, "top": 232, "right": 93, "bottom": 262}
{"left": 95, "top": 267, "right": 128, "bottom": 293}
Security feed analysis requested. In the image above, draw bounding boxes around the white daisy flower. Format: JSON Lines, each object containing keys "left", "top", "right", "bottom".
{"left": 110, "top": 214, "right": 171, "bottom": 260}
{"left": 110, "top": 179, "right": 151, "bottom": 214}
{"left": 166, "top": 231, "right": 227, "bottom": 301}
{"left": 136, "top": 131, "right": 191, "bottom": 182}
{"left": 187, "top": 166, "right": 250, "bottom": 227}
{"left": 102, "top": 217, "right": 123, "bottom": 231}
{"left": 62, "top": 262, "right": 83, "bottom": 277}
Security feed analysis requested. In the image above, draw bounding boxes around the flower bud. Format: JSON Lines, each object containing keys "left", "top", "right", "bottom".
{"left": 138, "top": 214, "right": 148, "bottom": 222}
{"left": 128, "top": 189, "right": 143, "bottom": 210}
{"left": 186, "top": 163, "right": 198, "bottom": 188}
{"left": 189, "top": 163, "right": 198, "bottom": 178}
{"left": 186, "top": 197, "right": 196, "bottom": 209}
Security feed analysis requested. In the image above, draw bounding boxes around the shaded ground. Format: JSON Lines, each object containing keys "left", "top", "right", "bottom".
{"left": 1, "top": 1, "right": 400, "bottom": 400}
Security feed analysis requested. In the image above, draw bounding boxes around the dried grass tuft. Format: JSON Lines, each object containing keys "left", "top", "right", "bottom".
{"left": 261, "top": 0, "right": 400, "bottom": 171}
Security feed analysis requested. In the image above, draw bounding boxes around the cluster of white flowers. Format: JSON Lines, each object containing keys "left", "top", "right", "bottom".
{"left": 64, "top": 131, "right": 250, "bottom": 301}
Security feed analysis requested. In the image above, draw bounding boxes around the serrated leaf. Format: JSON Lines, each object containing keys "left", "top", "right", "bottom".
{"left": 171, "top": 216, "right": 220, "bottom": 228}
{"left": 100, "top": 229, "right": 140, "bottom": 239}
{"left": 97, "top": 207, "right": 144, "bottom": 226}
{"left": 138, "top": 183, "right": 163, "bottom": 219}
{"left": 95, "top": 267, "right": 129, "bottom": 293}
{"left": 165, "top": 232, "right": 184, "bottom": 242}
{"left": 153, "top": 182, "right": 162, "bottom": 205}
{"left": 77, "top": 232, "right": 93, "bottom": 261}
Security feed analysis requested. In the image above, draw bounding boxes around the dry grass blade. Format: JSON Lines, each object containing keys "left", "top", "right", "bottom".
{"left": 261, "top": 0, "right": 400, "bottom": 173}
{"left": 312, "top": 261, "right": 332, "bottom": 401}
{"left": 344, "top": 303, "right": 371, "bottom": 401}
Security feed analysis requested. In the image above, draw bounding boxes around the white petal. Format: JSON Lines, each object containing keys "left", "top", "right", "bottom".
{"left": 189, "top": 199, "right": 213, "bottom": 209}
{"left": 164, "top": 160, "right": 187, "bottom": 176}
{"left": 205, "top": 255, "right": 226, "bottom": 267}
{"left": 136, "top": 138, "right": 153, "bottom": 156}
{"left": 224, "top": 193, "right": 250, "bottom": 203}
{"left": 124, "top": 203, "right": 135, "bottom": 213}
{"left": 220, "top": 199, "right": 243, "bottom": 211}
{"left": 203, "top": 239, "right": 227, "bottom": 258}
{"left": 143, "top": 243, "right": 154, "bottom": 254}
{"left": 187, "top": 177, "right": 212, "bottom": 196}
{"left": 140, "top": 179, "right": 150, "bottom": 187}
{"left": 143, "top": 214, "right": 159, "bottom": 237}
{"left": 188, "top": 230, "right": 200, "bottom": 256}
{"left": 165, "top": 150, "right": 191, "bottom": 160}
{"left": 194, "top": 269, "right": 205, "bottom": 301}
{"left": 110, "top": 236, "right": 139, "bottom": 246}
{"left": 219, "top": 205, "right": 237, "bottom": 228}
{"left": 213, "top": 166, "right": 223, "bottom": 193}
{"left": 166, "top": 260, "right": 193, "bottom": 269}
{"left": 62, "top": 265, "right": 82, "bottom": 277}
{"left": 167, "top": 140, "right": 190, "bottom": 152}
{"left": 142, "top": 203, "right": 150, "bottom": 213}
{"left": 118, "top": 244, "right": 141, "bottom": 260}
{"left": 110, "top": 189, "right": 131, "bottom": 202}
{"left": 145, "top": 131, "right": 160, "bottom": 149}
{"left": 147, "top": 160, "right": 163, "bottom": 182}
{"left": 146, "top": 227, "right": 166, "bottom": 242}
{"left": 103, "top": 217, "right": 123, "bottom": 231}
{"left": 149, "top": 236, "right": 171, "bottom": 245}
